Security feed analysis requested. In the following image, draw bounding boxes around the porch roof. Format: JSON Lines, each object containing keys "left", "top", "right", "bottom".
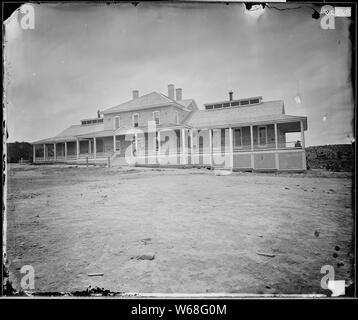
{"left": 185, "top": 100, "right": 307, "bottom": 130}
{"left": 77, "top": 129, "right": 115, "bottom": 139}
{"left": 188, "top": 114, "right": 307, "bottom": 130}
{"left": 32, "top": 123, "right": 105, "bottom": 144}
{"left": 112, "top": 124, "right": 191, "bottom": 135}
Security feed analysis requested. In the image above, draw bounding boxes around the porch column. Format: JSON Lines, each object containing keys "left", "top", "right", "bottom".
{"left": 229, "top": 128, "right": 233, "bottom": 169}
{"left": 134, "top": 132, "right": 138, "bottom": 155}
{"left": 76, "top": 139, "right": 80, "bottom": 160}
{"left": 64, "top": 142, "right": 67, "bottom": 160}
{"left": 88, "top": 140, "right": 91, "bottom": 155}
{"left": 274, "top": 123, "right": 279, "bottom": 170}
{"left": 157, "top": 130, "right": 161, "bottom": 165}
{"left": 43, "top": 144, "right": 46, "bottom": 161}
{"left": 53, "top": 143, "right": 56, "bottom": 161}
{"left": 94, "top": 137, "right": 97, "bottom": 159}
{"left": 274, "top": 123, "right": 278, "bottom": 149}
{"left": 33, "top": 145, "right": 36, "bottom": 163}
{"left": 113, "top": 135, "right": 116, "bottom": 153}
{"left": 300, "top": 120, "right": 306, "bottom": 170}
{"left": 208, "top": 129, "right": 213, "bottom": 167}
{"left": 190, "top": 129, "right": 194, "bottom": 154}
{"left": 300, "top": 120, "right": 305, "bottom": 148}
{"left": 250, "top": 125, "right": 254, "bottom": 169}
{"left": 181, "top": 128, "right": 187, "bottom": 165}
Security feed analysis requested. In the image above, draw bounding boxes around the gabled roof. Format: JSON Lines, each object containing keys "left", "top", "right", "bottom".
{"left": 176, "top": 99, "right": 198, "bottom": 110}
{"left": 185, "top": 100, "right": 306, "bottom": 128}
{"left": 101, "top": 92, "right": 192, "bottom": 115}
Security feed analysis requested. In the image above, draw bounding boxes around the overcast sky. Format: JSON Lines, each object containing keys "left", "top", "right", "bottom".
{"left": 4, "top": 2, "right": 353, "bottom": 146}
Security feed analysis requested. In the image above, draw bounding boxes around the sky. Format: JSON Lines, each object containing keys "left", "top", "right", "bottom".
{"left": 4, "top": 2, "right": 354, "bottom": 146}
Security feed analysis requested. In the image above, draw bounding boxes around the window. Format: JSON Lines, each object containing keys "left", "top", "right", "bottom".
{"left": 153, "top": 111, "right": 160, "bottom": 125}
{"left": 258, "top": 126, "right": 267, "bottom": 146}
{"left": 205, "top": 105, "right": 213, "bottom": 110}
{"left": 214, "top": 104, "right": 222, "bottom": 109}
{"left": 230, "top": 101, "right": 240, "bottom": 107}
{"left": 249, "top": 98, "right": 260, "bottom": 104}
{"left": 114, "top": 116, "right": 120, "bottom": 129}
{"left": 133, "top": 113, "right": 139, "bottom": 127}
{"left": 223, "top": 103, "right": 230, "bottom": 108}
{"left": 175, "top": 111, "right": 179, "bottom": 124}
{"left": 240, "top": 100, "right": 249, "bottom": 106}
{"left": 234, "top": 128, "right": 243, "bottom": 148}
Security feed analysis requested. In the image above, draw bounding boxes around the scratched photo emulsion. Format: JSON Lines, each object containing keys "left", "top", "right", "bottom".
{"left": 3, "top": 2, "right": 355, "bottom": 298}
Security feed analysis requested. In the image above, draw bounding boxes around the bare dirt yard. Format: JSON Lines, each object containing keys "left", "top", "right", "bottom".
{"left": 5, "top": 164, "right": 354, "bottom": 295}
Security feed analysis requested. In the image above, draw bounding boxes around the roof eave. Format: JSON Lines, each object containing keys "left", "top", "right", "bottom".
{"left": 101, "top": 102, "right": 190, "bottom": 115}
{"left": 189, "top": 116, "right": 308, "bottom": 130}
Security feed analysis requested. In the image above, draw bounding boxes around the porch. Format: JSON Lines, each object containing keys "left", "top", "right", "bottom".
{"left": 33, "top": 119, "right": 307, "bottom": 171}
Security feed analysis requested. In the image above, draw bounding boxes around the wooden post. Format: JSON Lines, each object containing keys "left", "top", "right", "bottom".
{"left": 300, "top": 120, "right": 306, "bottom": 170}
{"left": 190, "top": 129, "right": 194, "bottom": 165}
{"left": 208, "top": 129, "right": 213, "bottom": 167}
{"left": 113, "top": 135, "right": 116, "bottom": 153}
{"left": 43, "top": 144, "right": 46, "bottom": 161}
{"left": 107, "top": 156, "right": 110, "bottom": 168}
{"left": 134, "top": 132, "right": 138, "bottom": 154}
{"left": 274, "top": 123, "right": 279, "bottom": 170}
{"left": 300, "top": 120, "right": 305, "bottom": 148}
{"left": 94, "top": 137, "right": 97, "bottom": 159}
{"left": 86, "top": 156, "right": 88, "bottom": 167}
{"left": 157, "top": 130, "right": 161, "bottom": 165}
{"left": 181, "top": 128, "right": 187, "bottom": 165}
{"left": 54, "top": 143, "right": 57, "bottom": 161}
{"left": 76, "top": 139, "right": 80, "bottom": 160}
{"left": 64, "top": 142, "right": 67, "bottom": 161}
{"left": 274, "top": 123, "right": 278, "bottom": 150}
{"left": 229, "top": 128, "right": 233, "bottom": 169}
{"left": 88, "top": 140, "right": 91, "bottom": 156}
{"left": 250, "top": 125, "right": 254, "bottom": 169}
{"left": 33, "top": 145, "right": 35, "bottom": 163}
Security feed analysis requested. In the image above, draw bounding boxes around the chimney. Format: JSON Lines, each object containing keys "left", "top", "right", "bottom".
{"left": 168, "top": 84, "right": 175, "bottom": 100}
{"left": 229, "top": 91, "right": 233, "bottom": 101}
{"left": 176, "top": 88, "right": 182, "bottom": 101}
{"left": 132, "top": 90, "right": 139, "bottom": 99}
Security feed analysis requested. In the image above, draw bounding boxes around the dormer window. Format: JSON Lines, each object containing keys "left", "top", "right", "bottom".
{"left": 133, "top": 113, "right": 139, "bottom": 127}
{"left": 204, "top": 96, "right": 262, "bottom": 111}
{"left": 153, "top": 111, "right": 160, "bottom": 125}
{"left": 81, "top": 118, "right": 103, "bottom": 125}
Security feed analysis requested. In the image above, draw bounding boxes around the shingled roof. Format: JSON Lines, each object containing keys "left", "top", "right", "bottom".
{"left": 185, "top": 100, "right": 307, "bottom": 129}
{"left": 32, "top": 123, "right": 105, "bottom": 144}
{"left": 101, "top": 92, "right": 192, "bottom": 114}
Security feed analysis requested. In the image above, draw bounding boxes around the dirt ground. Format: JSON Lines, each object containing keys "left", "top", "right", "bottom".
{"left": 5, "top": 164, "right": 354, "bottom": 295}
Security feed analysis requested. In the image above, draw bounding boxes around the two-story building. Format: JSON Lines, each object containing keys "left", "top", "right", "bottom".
{"left": 32, "top": 84, "right": 308, "bottom": 171}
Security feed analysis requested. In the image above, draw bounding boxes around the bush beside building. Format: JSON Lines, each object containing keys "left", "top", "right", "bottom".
{"left": 6, "top": 142, "right": 33, "bottom": 163}
{"left": 306, "top": 144, "right": 354, "bottom": 172}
